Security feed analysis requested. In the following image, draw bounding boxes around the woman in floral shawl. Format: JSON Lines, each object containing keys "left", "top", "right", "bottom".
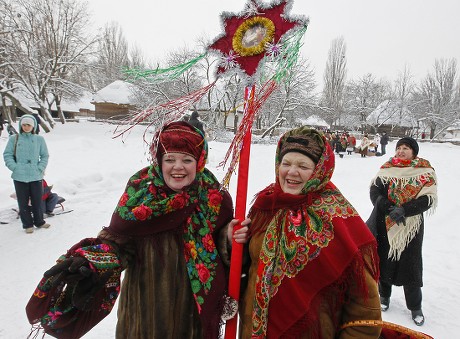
{"left": 26, "top": 121, "right": 249, "bottom": 339}
{"left": 239, "top": 126, "right": 381, "bottom": 338}
{"left": 369, "top": 137, "right": 437, "bottom": 326}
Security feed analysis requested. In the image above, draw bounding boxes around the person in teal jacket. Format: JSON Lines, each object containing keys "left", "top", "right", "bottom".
{"left": 3, "top": 114, "right": 50, "bottom": 233}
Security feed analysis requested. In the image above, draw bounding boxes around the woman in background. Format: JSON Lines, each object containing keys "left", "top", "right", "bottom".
{"left": 3, "top": 114, "right": 50, "bottom": 233}
{"left": 369, "top": 137, "right": 437, "bottom": 326}
{"left": 358, "top": 134, "right": 371, "bottom": 157}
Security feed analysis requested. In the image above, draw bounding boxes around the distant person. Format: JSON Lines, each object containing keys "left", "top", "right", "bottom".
{"left": 346, "top": 133, "right": 357, "bottom": 155}
{"left": 374, "top": 133, "right": 381, "bottom": 153}
{"left": 0, "top": 111, "right": 4, "bottom": 137}
{"left": 331, "top": 132, "right": 340, "bottom": 154}
{"left": 358, "top": 134, "right": 371, "bottom": 157}
{"left": 188, "top": 110, "right": 205, "bottom": 135}
{"left": 380, "top": 132, "right": 389, "bottom": 155}
{"left": 368, "top": 137, "right": 437, "bottom": 326}
{"left": 3, "top": 114, "right": 50, "bottom": 233}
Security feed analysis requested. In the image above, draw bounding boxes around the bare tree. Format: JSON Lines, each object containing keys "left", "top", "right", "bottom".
{"left": 164, "top": 46, "right": 203, "bottom": 100}
{"left": 385, "top": 66, "right": 416, "bottom": 132}
{"left": 258, "top": 57, "right": 317, "bottom": 136}
{"left": 320, "top": 36, "right": 347, "bottom": 127}
{"left": 0, "top": 0, "right": 98, "bottom": 129}
{"left": 344, "top": 73, "right": 391, "bottom": 131}
{"left": 411, "top": 58, "right": 459, "bottom": 138}
{"left": 129, "top": 43, "right": 147, "bottom": 70}
{"left": 92, "top": 22, "right": 130, "bottom": 89}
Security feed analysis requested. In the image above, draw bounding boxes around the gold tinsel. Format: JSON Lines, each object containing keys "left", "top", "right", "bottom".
{"left": 232, "top": 16, "right": 275, "bottom": 57}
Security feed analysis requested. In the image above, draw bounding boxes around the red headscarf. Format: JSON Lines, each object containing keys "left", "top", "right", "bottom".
{"left": 155, "top": 121, "right": 205, "bottom": 161}
{"left": 248, "top": 127, "right": 378, "bottom": 337}
{"left": 106, "top": 121, "right": 232, "bottom": 338}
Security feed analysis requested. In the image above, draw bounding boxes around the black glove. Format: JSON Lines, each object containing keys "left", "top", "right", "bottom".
{"left": 72, "top": 269, "right": 113, "bottom": 311}
{"left": 44, "top": 256, "right": 114, "bottom": 311}
{"left": 388, "top": 206, "right": 406, "bottom": 225}
{"left": 44, "top": 256, "right": 92, "bottom": 288}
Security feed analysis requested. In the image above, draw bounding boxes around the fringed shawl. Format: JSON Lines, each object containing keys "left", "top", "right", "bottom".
{"left": 247, "top": 127, "right": 378, "bottom": 337}
{"left": 372, "top": 156, "right": 437, "bottom": 260}
{"left": 104, "top": 162, "right": 233, "bottom": 338}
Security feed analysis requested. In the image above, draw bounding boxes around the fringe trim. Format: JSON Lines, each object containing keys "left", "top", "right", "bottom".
{"left": 27, "top": 324, "right": 46, "bottom": 339}
{"left": 387, "top": 214, "right": 422, "bottom": 261}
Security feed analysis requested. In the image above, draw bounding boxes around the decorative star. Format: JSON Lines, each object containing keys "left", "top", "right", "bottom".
{"left": 209, "top": 0, "right": 303, "bottom": 77}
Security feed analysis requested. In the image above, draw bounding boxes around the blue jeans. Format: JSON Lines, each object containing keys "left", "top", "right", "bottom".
{"left": 14, "top": 180, "right": 45, "bottom": 229}
{"left": 42, "top": 192, "right": 60, "bottom": 213}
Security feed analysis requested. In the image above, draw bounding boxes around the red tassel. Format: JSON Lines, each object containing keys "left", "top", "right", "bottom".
{"left": 112, "top": 81, "right": 217, "bottom": 146}
{"left": 220, "top": 80, "right": 278, "bottom": 187}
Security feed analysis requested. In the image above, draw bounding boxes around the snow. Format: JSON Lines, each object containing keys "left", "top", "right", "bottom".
{"left": 0, "top": 122, "right": 458, "bottom": 338}
{"left": 366, "top": 100, "right": 415, "bottom": 127}
{"left": 4, "top": 86, "right": 94, "bottom": 113}
{"left": 91, "top": 80, "right": 137, "bottom": 105}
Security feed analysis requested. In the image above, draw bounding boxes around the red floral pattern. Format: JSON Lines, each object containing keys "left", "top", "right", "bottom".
{"left": 113, "top": 140, "right": 226, "bottom": 312}
{"left": 132, "top": 204, "right": 153, "bottom": 220}
{"left": 251, "top": 128, "right": 361, "bottom": 337}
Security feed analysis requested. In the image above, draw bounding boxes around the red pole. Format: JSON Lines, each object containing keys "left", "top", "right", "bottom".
{"left": 224, "top": 85, "right": 255, "bottom": 339}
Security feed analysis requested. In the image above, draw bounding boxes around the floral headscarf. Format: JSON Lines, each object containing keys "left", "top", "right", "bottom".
{"left": 248, "top": 127, "right": 375, "bottom": 337}
{"left": 106, "top": 121, "right": 232, "bottom": 335}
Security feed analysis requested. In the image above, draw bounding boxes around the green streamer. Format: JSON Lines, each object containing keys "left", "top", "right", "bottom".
{"left": 265, "top": 24, "right": 308, "bottom": 83}
{"left": 123, "top": 52, "right": 207, "bottom": 83}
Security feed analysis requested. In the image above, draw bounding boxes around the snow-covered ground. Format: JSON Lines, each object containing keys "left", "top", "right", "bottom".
{"left": 0, "top": 121, "right": 457, "bottom": 338}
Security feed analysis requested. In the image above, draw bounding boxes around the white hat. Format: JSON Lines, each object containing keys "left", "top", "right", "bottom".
{"left": 21, "top": 116, "right": 35, "bottom": 126}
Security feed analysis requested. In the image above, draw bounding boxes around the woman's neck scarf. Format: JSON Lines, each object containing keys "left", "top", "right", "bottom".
{"left": 105, "top": 131, "right": 231, "bottom": 337}
{"left": 374, "top": 156, "right": 437, "bottom": 260}
{"left": 248, "top": 127, "right": 377, "bottom": 337}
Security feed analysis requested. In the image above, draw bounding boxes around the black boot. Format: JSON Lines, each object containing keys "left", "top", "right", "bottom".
{"left": 411, "top": 310, "right": 425, "bottom": 326}
{"left": 380, "top": 297, "right": 390, "bottom": 312}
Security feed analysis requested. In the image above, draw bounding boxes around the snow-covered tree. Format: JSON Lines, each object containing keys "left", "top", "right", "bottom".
{"left": 344, "top": 73, "right": 391, "bottom": 131}
{"left": 91, "top": 22, "right": 130, "bottom": 90}
{"left": 320, "top": 36, "right": 347, "bottom": 127}
{"left": 257, "top": 57, "right": 317, "bottom": 136}
{"left": 411, "top": 58, "right": 459, "bottom": 138}
{"left": 0, "top": 0, "right": 98, "bottom": 130}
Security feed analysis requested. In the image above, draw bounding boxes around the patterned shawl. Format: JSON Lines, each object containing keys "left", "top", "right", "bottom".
{"left": 248, "top": 127, "right": 378, "bottom": 338}
{"left": 373, "top": 156, "right": 437, "bottom": 260}
{"left": 104, "top": 134, "right": 233, "bottom": 338}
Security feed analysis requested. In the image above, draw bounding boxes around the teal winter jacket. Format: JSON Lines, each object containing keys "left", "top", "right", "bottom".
{"left": 3, "top": 115, "right": 49, "bottom": 183}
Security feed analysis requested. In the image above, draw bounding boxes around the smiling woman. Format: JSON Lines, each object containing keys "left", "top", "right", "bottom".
{"left": 239, "top": 126, "right": 382, "bottom": 338}
{"left": 161, "top": 153, "right": 197, "bottom": 192}
{"left": 369, "top": 136, "right": 437, "bottom": 327}
{"left": 278, "top": 153, "right": 316, "bottom": 195}
{"left": 26, "top": 121, "right": 250, "bottom": 339}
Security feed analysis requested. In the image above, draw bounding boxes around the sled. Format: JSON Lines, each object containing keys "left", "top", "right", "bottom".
{"left": 10, "top": 192, "right": 66, "bottom": 218}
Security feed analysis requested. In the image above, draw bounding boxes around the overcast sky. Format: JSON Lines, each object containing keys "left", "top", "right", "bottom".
{"left": 88, "top": 0, "right": 460, "bottom": 87}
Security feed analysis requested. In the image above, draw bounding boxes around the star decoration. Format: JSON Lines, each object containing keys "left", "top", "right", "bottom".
{"left": 209, "top": 0, "right": 303, "bottom": 77}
